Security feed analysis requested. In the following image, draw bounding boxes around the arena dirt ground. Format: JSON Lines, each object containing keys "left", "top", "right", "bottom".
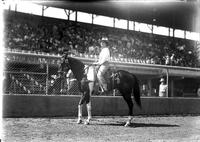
{"left": 2, "top": 115, "right": 200, "bottom": 142}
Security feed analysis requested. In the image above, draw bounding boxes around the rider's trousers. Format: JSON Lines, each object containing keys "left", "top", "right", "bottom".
{"left": 97, "top": 64, "right": 109, "bottom": 91}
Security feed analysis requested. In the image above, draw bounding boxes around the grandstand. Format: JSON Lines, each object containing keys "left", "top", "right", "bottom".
{"left": 3, "top": 1, "right": 200, "bottom": 98}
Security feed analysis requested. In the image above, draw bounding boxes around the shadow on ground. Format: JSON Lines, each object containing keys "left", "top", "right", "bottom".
{"left": 95, "top": 122, "right": 179, "bottom": 128}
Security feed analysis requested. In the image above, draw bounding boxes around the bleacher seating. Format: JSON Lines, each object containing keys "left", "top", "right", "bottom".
{"left": 9, "top": 74, "right": 31, "bottom": 94}
{"left": 7, "top": 73, "right": 46, "bottom": 94}
{"left": 23, "top": 74, "right": 46, "bottom": 94}
{"left": 5, "top": 11, "right": 199, "bottom": 68}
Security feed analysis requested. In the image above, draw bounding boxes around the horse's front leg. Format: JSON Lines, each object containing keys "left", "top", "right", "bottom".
{"left": 77, "top": 104, "right": 83, "bottom": 124}
{"left": 84, "top": 82, "right": 94, "bottom": 125}
{"left": 77, "top": 86, "right": 87, "bottom": 124}
{"left": 77, "top": 93, "right": 85, "bottom": 124}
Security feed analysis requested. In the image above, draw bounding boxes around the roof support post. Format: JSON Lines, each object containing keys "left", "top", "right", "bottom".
{"left": 166, "top": 68, "right": 169, "bottom": 97}
{"left": 127, "top": 20, "right": 129, "bottom": 30}
{"left": 64, "top": 9, "right": 70, "bottom": 20}
{"left": 92, "top": 14, "right": 94, "bottom": 24}
{"left": 133, "top": 21, "right": 135, "bottom": 31}
{"left": 113, "top": 18, "right": 115, "bottom": 28}
{"left": 75, "top": 11, "right": 77, "bottom": 22}
{"left": 42, "top": 6, "right": 48, "bottom": 17}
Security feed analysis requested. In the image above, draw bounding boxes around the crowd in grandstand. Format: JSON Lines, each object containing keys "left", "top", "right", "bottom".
{"left": 5, "top": 11, "right": 199, "bottom": 67}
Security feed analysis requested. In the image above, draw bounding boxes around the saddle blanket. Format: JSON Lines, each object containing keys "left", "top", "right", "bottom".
{"left": 86, "top": 66, "right": 96, "bottom": 81}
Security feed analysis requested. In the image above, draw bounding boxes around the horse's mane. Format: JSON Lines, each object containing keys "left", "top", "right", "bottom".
{"left": 68, "top": 57, "right": 85, "bottom": 81}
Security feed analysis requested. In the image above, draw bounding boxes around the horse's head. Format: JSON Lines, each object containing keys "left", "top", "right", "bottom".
{"left": 61, "top": 57, "right": 85, "bottom": 82}
{"left": 59, "top": 54, "right": 71, "bottom": 75}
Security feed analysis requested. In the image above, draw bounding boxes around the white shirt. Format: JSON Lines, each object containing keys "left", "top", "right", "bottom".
{"left": 97, "top": 47, "right": 110, "bottom": 65}
{"left": 197, "top": 88, "right": 200, "bottom": 97}
{"left": 66, "top": 70, "right": 76, "bottom": 82}
{"left": 159, "top": 83, "right": 167, "bottom": 97}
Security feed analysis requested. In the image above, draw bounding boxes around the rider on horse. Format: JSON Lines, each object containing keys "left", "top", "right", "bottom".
{"left": 59, "top": 49, "right": 141, "bottom": 126}
{"left": 93, "top": 37, "right": 111, "bottom": 94}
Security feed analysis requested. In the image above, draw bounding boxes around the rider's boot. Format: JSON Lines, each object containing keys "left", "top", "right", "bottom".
{"left": 100, "top": 83, "right": 108, "bottom": 95}
{"left": 77, "top": 105, "right": 83, "bottom": 124}
{"left": 85, "top": 102, "right": 92, "bottom": 125}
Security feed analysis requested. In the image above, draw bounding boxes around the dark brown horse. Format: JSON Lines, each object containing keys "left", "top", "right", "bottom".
{"left": 61, "top": 55, "right": 141, "bottom": 126}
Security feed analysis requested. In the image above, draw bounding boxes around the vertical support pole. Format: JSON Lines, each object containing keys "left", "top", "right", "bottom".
{"left": 42, "top": 5, "right": 44, "bottom": 16}
{"left": 133, "top": 21, "right": 135, "bottom": 31}
{"left": 46, "top": 63, "right": 49, "bottom": 95}
{"left": 148, "top": 79, "right": 152, "bottom": 97}
{"left": 113, "top": 18, "right": 115, "bottom": 28}
{"left": 168, "top": 27, "right": 170, "bottom": 37}
{"left": 112, "top": 66, "right": 116, "bottom": 96}
{"left": 15, "top": 3, "right": 17, "bottom": 12}
{"left": 173, "top": 28, "right": 175, "bottom": 38}
{"left": 170, "top": 79, "right": 174, "bottom": 97}
{"left": 92, "top": 14, "right": 94, "bottom": 24}
{"left": 75, "top": 11, "right": 77, "bottom": 22}
{"left": 184, "top": 30, "right": 186, "bottom": 39}
{"left": 127, "top": 20, "right": 129, "bottom": 30}
{"left": 64, "top": 9, "right": 69, "bottom": 20}
{"left": 9, "top": 3, "right": 11, "bottom": 11}
{"left": 166, "top": 68, "right": 169, "bottom": 97}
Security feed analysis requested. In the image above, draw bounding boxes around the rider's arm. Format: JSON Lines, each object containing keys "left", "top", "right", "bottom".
{"left": 66, "top": 70, "right": 72, "bottom": 78}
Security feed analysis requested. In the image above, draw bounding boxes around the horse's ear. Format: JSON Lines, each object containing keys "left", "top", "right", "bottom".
{"left": 115, "top": 72, "right": 120, "bottom": 84}
{"left": 111, "top": 72, "right": 120, "bottom": 84}
{"left": 64, "top": 52, "right": 68, "bottom": 59}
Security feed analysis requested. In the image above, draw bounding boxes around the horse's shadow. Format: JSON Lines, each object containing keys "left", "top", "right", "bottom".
{"left": 96, "top": 122, "right": 179, "bottom": 128}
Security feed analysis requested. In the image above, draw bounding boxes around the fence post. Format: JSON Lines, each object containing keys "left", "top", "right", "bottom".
{"left": 46, "top": 63, "right": 49, "bottom": 95}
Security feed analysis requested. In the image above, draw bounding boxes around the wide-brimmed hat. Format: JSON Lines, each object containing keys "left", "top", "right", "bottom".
{"left": 160, "top": 78, "right": 165, "bottom": 82}
{"left": 101, "top": 37, "right": 108, "bottom": 41}
{"left": 100, "top": 37, "right": 109, "bottom": 46}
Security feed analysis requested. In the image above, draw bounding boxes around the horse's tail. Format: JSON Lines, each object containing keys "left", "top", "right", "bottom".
{"left": 132, "top": 75, "right": 142, "bottom": 109}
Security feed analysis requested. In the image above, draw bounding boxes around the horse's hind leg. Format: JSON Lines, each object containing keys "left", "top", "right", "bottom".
{"left": 122, "top": 94, "right": 133, "bottom": 127}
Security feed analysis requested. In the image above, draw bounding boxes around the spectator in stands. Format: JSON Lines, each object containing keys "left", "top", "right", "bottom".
{"left": 66, "top": 69, "right": 78, "bottom": 94}
{"left": 159, "top": 78, "right": 168, "bottom": 97}
{"left": 165, "top": 55, "right": 170, "bottom": 65}
{"left": 93, "top": 37, "right": 110, "bottom": 94}
{"left": 197, "top": 85, "right": 200, "bottom": 97}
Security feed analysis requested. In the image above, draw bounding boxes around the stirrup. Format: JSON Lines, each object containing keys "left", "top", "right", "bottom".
{"left": 100, "top": 90, "right": 108, "bottom": 95}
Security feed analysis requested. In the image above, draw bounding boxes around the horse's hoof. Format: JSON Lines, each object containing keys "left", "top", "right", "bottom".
{"left": 124, "top": 122, "right": 131, "bottom": 127}
{"left": 84, "top": 120, "right": 90, "bottom": 125}
{"left": 77, "top": 119, "right": 82, "bottom": 124}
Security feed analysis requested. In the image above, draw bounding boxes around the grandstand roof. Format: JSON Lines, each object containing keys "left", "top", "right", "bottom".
{"left": 37, "top": 1, "right": 200, "bottom": 33}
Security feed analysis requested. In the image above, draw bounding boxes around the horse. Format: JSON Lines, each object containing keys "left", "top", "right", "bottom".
{"left": 61, "top": 55, "right": 142, "bottom": 127}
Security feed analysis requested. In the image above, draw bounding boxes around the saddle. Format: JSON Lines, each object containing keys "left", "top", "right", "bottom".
{"left": 84, "top": 65, "right": 112, "bottom": 92}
